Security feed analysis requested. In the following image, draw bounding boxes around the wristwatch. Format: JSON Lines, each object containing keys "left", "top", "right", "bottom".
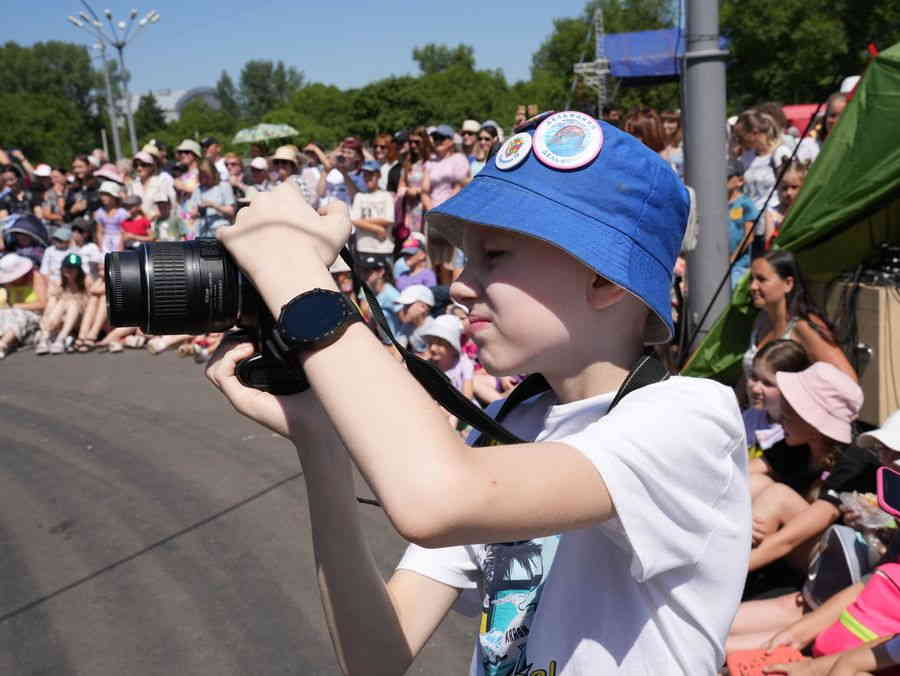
{"left": 273, "top": 288, "right": 361, "bottom": 355}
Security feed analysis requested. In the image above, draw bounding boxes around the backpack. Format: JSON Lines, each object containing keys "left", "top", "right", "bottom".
{"left": 802, "top": 525, "right": 874, "bottom": 609}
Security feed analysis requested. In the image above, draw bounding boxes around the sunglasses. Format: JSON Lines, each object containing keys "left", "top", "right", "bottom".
{"left": 461, "top": 130, "right": 476, "bottom": 136}
{"left": 478, "top": 136, "right": 493, "bottom": 142}
{"left": 374, "top": 144, "right": 387, "bottom": 150}
{"left": 226, "top": 162, "right": 241, "bottom": 167}
{"left": 430, "top": 135, "right": 448, "bottom": 142}
{"left": 133, "top": 161, "right": 151, "bottom": 168}
{"left": 410, "top": 139, "right": 422, "bottom": 145}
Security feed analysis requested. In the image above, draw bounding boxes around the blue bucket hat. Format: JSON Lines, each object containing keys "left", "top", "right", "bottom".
{"left": 360, "top": 160, "right": 381, "bottom": 174}
{"left": 426, "top": 113, "right": 688, "bottom": 344}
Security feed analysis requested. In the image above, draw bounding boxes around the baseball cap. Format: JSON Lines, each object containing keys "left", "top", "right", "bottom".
{"left": 201, "top": 136, "right": 219, "bottom": 147}
{"left": 427, "top": 111, "right": 690, "bottom": 344}
{"left": 361, "top": 160, "right": 381, "bottom": 174}
{"left": 421, "top": 314, "right": 463, "bottom": 353}
{"left": 95, "top": 163, "right": 124, "bottom": 184}
{"left": 329, "top": 256, "right": 351, "bottom": 274}
{"left": 394, "top": 130, "right": 409, "bottom": 144}
{"left": 250, "top": 157, "right": 268, "bottom": 171}
{"left": 122, "top": 194, "right": 142, "bottom": 207}
{"left": 776, "top": 363, "right": 863, "bottom": 444}
{"left": 61, "top": 252, "right": 83, "bottom": 269}
{"left": 70, "top": 218, "right": 92, "bottom": 232}
{"left": 342, "top": 137, "right": 362, "bottom": 151}
{"left": 727, "top": 158, "right": 745, "bottom": 178}
{"left": 432, "top": 124, "right": 455, "bottom": 139}
{"left": 400, "top": 237, "right": 425, "bottom": 256}
{"left": 461, "top": 120, "right": 481, "bottom": 134}
{"left": 358, "top": 255, "right": 386, "bottom": 269}
{"left": 52, "top": 226, "right": 73, "bottom": 241}
{"left": 396, "top": 284, "right": 434, "bottom": 307}
{"left": 133, "top": 151, "right": 155, "bottom": 165}
{"left": 176, "top": 139, "right": 202, "bottom": 157}
{"left": 34, "top": 164, "right": 52, "bottom": 177}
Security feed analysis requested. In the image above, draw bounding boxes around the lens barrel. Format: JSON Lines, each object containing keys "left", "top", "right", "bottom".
{"left": 105, "top": 240, "right": 245, "bottom": 335}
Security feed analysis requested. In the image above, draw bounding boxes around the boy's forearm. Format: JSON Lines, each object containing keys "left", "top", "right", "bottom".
{"left": 293, "top": 424, "right": 412, "bottom": 675}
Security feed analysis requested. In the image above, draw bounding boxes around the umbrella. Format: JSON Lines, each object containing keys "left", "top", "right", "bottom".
{"left": 232, "top": 123, "right": 299, "bottom": 145}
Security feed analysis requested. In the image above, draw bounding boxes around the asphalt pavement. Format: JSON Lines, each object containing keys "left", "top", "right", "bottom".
{"left": 0, "top": 346, "right": 474, "bottom": 675}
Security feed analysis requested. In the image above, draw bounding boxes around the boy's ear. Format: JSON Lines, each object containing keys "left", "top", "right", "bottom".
{"left": 587, "top": 274, "right": 628, "bottom": 310}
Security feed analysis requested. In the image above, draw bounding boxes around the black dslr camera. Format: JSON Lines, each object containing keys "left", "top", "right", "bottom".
{"left": 105, "top": 240, "right": 305, "bottom": 393}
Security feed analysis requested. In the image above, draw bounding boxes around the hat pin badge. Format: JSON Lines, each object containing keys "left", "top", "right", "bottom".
{"left": 533, "top": 111, "right": 603, "bottom": 170}
{"left": 495, "top": 132, "right": 533, "bottom": 171}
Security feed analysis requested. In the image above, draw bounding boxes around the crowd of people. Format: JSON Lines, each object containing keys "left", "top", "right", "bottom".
{"left": 3, "top": 85, "right": 900, "bottom": 674}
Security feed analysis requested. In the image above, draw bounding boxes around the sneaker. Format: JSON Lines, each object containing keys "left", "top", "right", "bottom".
{"left": 0, "top": 349, "right": 7, "bottom": 360}
{"left": 49, "top": 340, "right": 65, "bottom": 355}
{"left": 192, "top": 345, "right": 209, "bottom": 364}
{"left": 35, "top": 332, "right": 50, "bottom": 355}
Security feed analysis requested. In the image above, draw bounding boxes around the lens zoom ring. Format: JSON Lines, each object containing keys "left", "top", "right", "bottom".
{"left": 108, "top": 256, "right": 127, "bottom": 317}
{"left": 149, "top": 245, "right": 189, "bottom": 320}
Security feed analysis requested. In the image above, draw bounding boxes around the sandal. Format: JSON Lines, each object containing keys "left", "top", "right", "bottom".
{"left": 75, "top": 338, "right": 96, "bottom": 353}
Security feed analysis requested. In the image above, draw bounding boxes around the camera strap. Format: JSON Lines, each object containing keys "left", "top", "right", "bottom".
{"left": 340, "top": 248, "right": 670, "bottom": 447}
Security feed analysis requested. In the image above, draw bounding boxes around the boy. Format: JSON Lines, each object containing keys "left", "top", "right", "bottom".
{"left": 350, "top": 160, "right": 395, "bottom": 267}
{"left": 394, "top": 283, "right": 434, "bottom": 355}
{"left": 727, "top": 158, "right": 759, "bottom": 288}
{"left": 150, "top": 190, "right": 188, "bottom": 242}
{"left": 121, "top": 194, "right": 154, "bottom": 249}
{"left": 395, "top": 236, "right": 436, "bottom": 290}
{"left": 207, "top": 113, "right": 751, "bottom": 674}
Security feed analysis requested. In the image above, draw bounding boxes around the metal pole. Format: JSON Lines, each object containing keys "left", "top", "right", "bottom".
{"left": 683, "top": 0, "right": 730, "bottom": 346}
{"left": 98, "top": 44, "right": 123, "bottom": 162}
{"left": 101, "top": 127, "right": 109, "bottom": 158}
{"left": 593, "top": 9, "right": 608, "bottom": 113}
{"left": 115, "top": 44, "right": 139, "bottom": 156}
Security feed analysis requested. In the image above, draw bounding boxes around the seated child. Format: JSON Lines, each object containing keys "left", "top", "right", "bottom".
{"left": 121, "top": 195, "right": 154, "bottom": 249}
{"left": 151, "top": 191, "right": 188, "bottom": 242}
{"left": 394, "top": 283, "right": 434, "bottom": 355}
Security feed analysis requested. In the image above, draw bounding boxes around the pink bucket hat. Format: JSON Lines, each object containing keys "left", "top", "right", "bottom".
{"left": 776, "top": 362, "right": 863, "bottom": 443}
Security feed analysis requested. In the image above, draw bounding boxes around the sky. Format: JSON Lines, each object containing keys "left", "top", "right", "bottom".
{"left": 13, "top": 0, "right": 591, "bottom": 96}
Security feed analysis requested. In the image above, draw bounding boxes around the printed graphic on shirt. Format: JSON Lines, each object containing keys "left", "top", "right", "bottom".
{"left": 479, "top": 536, "right": 560, "bottom": 675}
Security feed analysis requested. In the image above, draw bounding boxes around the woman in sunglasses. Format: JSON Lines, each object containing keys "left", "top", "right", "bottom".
{"left": 469, "top": 124, "right": 500, "bottom": 177}
{"left": 130, "top": 150, "right": 172, "bottom": 219}
{"left": 397, "top": 127, "right": 433, "bottom": 234}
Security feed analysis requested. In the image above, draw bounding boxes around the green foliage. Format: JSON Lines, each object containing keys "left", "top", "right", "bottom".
{"left": 722, "top": 0, "right": 900, "bottom": 107}
{"left": 142, "top": 99, "right": 237, "bottom": 151}
{"left": 0, "top": 41, "right": 98, "bottom": 112}
{"left": 216, "top": 70, "right": 241, "bottom": 119}
{"left": 134, "top": 93, "right": 168, "bottom": 139}
{"left": 412, "top": 43, "right": 476, "bottom": 75}
{"left": 530, "top": 0, "right": 675, "bottom": 112}
{"left": 238, "top": 60, "right": 304, "bottom": 118}
{"left": 0, "top": 93, "right": 90, "bottom": 166}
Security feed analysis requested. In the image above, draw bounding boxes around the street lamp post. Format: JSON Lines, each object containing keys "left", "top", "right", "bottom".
{"left": 67, "top": 3, "right": 160, "bottom": 158}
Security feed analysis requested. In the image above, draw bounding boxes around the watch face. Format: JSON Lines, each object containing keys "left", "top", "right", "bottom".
{"left": 282, "top": 291, "right": 349, "bottom": 343}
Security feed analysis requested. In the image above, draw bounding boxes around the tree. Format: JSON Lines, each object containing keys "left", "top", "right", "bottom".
{"left": 238, "top": 59, "right": 304, "bottom": 118}
{"left": 0, "top": 93, "right": 89, "bottom": 166}
{"left": 145, "top": 100, "right": 237, "bottom": 152}
{"left": 216, "top": 70, "right": 241, "bottom": 119}
{"left": 134, "top": 93, "right": 168, "bottom": 138}
{"left": 412, "top": 44, "right": 476, "bottom": 75}
{"left": 530, "top": 0, "right": 675, "bottom": 111}
{"left": 0, "top": 41, "right": 98, "bottom": 113}
{"left": 721, "top": 0, "right": 900, "bottom": 107}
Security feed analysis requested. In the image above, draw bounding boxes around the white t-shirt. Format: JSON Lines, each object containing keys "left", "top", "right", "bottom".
{"left": 351, "top": 190, "right": 395, "bottom": 255}
{"left": 74, "top": 242, "right": 103, "bottom": 277}
{"left": 397, "top": 376, "right": 750, "bottom": 675}
{"left": 40, "top": 245, "right": 73, "bottom": 281}
{"left": 740, "top": 146, "right": 792, "bottom": 211}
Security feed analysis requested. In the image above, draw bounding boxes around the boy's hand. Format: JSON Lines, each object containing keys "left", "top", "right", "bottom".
{"left": 216, "top": 181, "right": 348, "bottom": 310}
{"left": 205, "top": 337, "right": 302, "bottom": 438}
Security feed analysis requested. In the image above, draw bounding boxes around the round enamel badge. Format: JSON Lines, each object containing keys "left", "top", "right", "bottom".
{"left": 533, "top": 111, "right": 603, "bottom": 170}
{"left": 494, "top": 132, "right": 533, "bottom": 171}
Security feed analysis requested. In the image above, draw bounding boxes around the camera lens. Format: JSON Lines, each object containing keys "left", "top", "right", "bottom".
{"left": 105, "top": 240, "right": 247, "bottom": 334}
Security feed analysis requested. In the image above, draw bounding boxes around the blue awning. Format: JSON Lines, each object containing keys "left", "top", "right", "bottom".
{"left": 602, "top": 29, "right": 729, "bottom": 80}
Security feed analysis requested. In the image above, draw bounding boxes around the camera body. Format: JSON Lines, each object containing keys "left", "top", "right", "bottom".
{"left": 105, "top": 240, "right": 307, "bottom": 393}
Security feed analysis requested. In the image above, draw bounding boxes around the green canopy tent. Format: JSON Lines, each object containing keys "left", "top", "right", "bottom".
{"left": 683, "top": 42, "right": 900, "bottom": 384}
